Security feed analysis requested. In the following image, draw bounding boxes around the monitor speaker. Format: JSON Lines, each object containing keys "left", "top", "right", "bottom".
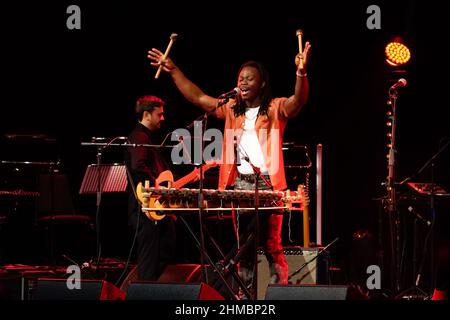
{"left": 125, "top": 282, "right": 224, "bottom": 300}
{"left": 31, "top": 278, "right": 125, "bottom": 300}
{"left": 265, "top": 284, "right": 357, "bottom": 300}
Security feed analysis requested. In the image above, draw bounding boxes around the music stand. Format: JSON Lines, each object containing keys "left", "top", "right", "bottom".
{"left": 79, "top": 164, "right": 128, "bottom": 194}
{"left": 79, "top": 163, "right": 127, "bottom": 272}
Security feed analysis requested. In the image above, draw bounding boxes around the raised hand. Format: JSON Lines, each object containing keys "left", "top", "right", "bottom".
{"left": 295, "top": 41, "right": 311, "bottom": 74}
{"left": 148, "top": 48, "right": 177, "bottom": 73}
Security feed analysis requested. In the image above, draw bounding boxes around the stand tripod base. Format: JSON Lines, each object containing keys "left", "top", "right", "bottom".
{"left": 395, "top": 286, "right": 429, "bottom": 300}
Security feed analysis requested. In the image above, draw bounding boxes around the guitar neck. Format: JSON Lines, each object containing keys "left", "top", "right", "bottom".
{"left": 172, "top": 171, "right": 198, "bottom": 189}
{"left": 172, "top": 163, "right": 217, "bottom": 189}
{"left": 303, "top": 204, "right": 310, "bottom": 248}
{"left": 172, "top": 172, "right": 195, "bottom": 189}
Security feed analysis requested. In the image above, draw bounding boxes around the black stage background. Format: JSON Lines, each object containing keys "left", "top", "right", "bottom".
{"left": 1, "top": 1, "right": 449, "bottom": 294}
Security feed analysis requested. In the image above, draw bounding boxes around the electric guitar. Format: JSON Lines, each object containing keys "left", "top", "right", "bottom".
{"left": 136, "top": 161, "right": 218, "bottom": 221}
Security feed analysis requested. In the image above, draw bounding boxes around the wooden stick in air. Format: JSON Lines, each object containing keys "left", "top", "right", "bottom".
{"left": 296, "top": 29, "right": 304, "bottom": 70}
{"left": 155, "top": 33, "right": 178, "bottom": 79}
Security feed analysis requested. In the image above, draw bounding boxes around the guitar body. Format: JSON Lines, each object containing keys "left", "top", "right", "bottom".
{"left": 136, "top": 169, "right": 174, "bottom": 221}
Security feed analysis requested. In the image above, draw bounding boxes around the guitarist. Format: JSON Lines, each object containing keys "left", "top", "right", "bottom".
{"left": 124, "top": 95, "right": 176, "bottom": 281}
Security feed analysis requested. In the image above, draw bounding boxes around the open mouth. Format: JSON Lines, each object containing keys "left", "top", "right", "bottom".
{"left": 240, "top": 88, "right": 250, "bottom": 96}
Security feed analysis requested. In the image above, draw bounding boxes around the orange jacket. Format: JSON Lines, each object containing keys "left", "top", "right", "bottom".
{"left": 214, "top": 97, "right": 296, "bottom": 191}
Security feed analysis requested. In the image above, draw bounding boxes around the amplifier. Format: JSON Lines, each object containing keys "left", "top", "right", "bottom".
{"left": 257, "top": 246, "right": 329, "bottom": 300}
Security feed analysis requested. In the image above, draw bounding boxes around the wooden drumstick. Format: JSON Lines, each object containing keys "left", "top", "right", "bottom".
{"left": 155, "top": 33, "right": 178, "bottom": 79}
{"left": 296, "top": 29, "right": 304, "bottom": 69}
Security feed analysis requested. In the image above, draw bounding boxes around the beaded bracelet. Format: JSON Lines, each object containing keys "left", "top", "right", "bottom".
{"left": 296, "top": 71, "right": 307, "bottom": 78}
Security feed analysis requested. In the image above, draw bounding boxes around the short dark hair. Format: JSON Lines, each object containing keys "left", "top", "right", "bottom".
{"left": 135, "top": 95, "right": 165, "bottom": 120}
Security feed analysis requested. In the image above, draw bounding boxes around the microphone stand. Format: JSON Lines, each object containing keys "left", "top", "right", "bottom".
{"left": 94, "top": 141, "right": 105, "bottom": 272}
{"left": 91, "top": 137, "right": 124, "bottom": 273}
{"left": 384, "top": 87, "right": 401, "bottom": 294}
{"left": 246, "top": 158, "right": 271, "bottom": 300}
{"left": 195, "top": 114, "right": 208, "bottom": 284}
{"left": 251, "top": 163, "right": 260, "bottom": 301}
{"left": 394, "top": 206, "right": 430, "bottom": 299}
{"left": 185, "top": 98, "right": 229, "bottom": 130}
{"left": 398, "top": 140, "right": 450, "bottom": 186}
{"left": 426, "top": 162, "right": 436, "bottom": 297}
{"left": 47, "top": 159, "right": 60, "bottom": 265}
{"left": 396, "top": 140, "right": 449, "bottom": 298}
{"left": 185, "top": 98, "right": 229, "bottom": 284}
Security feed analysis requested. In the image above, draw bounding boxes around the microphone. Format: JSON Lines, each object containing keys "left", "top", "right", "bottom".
{"left": 91, "top": 137, "right": 107, "bottom": 142}
{"left": 390, "top": 78, "right": 407, "bottom": 91}
{"left": 91, "top": 137, "right": 128, "bottom": 142}
{"left": 219, "top": 87, "right": 241, "bottom": 99}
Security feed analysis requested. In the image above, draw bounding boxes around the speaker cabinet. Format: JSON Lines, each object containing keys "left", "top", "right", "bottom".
{"left": 158, "top": 264, "right": 240, "bottom": 300}
{"left": 265, "top": 284, "right": 353, "bottom": 300}
{"left": 31, "top": 278, "right": 125, "bottom": 300}
{"left": 119, "top": 264, "right": 201, "bottom": 293}
{"left": 257, "top": 247, "right": 329, "bottom": 300}
{"left": 125, "top": 282, "right": 224, "bottom": 300}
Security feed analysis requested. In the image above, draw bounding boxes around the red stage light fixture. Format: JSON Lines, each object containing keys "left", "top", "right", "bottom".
{"left": 385, "top": 42, "right": 411, "bottom": 66}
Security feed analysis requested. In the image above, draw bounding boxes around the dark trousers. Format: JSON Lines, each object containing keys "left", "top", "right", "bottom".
{"left": 233, "top": 175, "right": 288, "bottom": 285}
{"left": 129, "top": 211, "right": 176, "bottom": 281}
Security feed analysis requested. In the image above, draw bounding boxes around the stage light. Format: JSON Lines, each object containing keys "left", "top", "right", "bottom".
{"left": 385, "top": 42, "right": 411, "bottom": 66}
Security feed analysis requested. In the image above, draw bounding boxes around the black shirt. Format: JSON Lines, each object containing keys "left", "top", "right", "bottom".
{"left": 125, "top": 122, "right": 169, "bottom": 218}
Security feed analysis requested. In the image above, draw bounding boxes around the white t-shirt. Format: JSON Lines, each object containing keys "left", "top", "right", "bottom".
{"left": 237, "top": 107, "right": 269, "bottom": 175}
